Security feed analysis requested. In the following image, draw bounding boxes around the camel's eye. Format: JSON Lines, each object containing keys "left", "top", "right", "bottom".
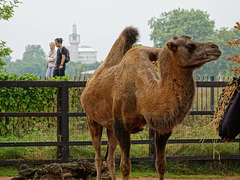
{"left": 186, "top": 44, "right": 196, "bottom": 52}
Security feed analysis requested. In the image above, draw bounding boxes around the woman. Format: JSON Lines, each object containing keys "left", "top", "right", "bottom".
{"left": 45, "top": 42, "right": 57, "bottom": 78}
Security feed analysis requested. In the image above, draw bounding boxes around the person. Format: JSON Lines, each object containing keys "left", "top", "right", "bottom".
{"left": 53, "top": 38, "right": 67, "bottom": 77}
{"left": 45, "top": 42, "right": 57, "bottom": 78}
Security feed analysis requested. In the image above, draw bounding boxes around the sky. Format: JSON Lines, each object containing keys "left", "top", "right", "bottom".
{"left": 0, "top": 0, "right": 240, "bottom": 62}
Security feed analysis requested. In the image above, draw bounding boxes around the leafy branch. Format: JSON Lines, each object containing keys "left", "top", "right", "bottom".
{"left": 0, "top": 0, "right": 21, "bottom": 72}
{"left": 0, "top": 73, "right": 85, "bottom": 136}
{"left": 0, "top": 0, "right": 21, "bottom": 20}
{"left": 226, "top": 22, "right": 240, "bottom": 72}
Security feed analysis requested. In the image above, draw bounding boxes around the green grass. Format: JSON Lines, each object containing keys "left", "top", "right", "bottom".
{"left": 0, "top": 166, "right": 18, "bottom": 176}
{"left": 0, "top": 115, "right": 239, "bottom": 161}
{"left": 115, "top": 161, "right": 240, "bottom": 179}
{"left": 1, "top": 160, "right": 239, "bottom": 178}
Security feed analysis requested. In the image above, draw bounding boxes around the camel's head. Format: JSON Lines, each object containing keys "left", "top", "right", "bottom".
{"left": 165, "top": 36, "right": 222, "bottom": 68}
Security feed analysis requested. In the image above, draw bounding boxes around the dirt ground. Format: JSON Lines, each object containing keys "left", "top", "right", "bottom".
{"left": 120, "top": 177, "right": 240, "bottom": 180}
{"left": 1, "top": 176, "right": 240, "bottom": 180}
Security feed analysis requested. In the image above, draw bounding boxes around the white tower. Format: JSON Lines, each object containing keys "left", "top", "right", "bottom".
{"left": 69, "top": 23, "right": 80, "bottom": 62}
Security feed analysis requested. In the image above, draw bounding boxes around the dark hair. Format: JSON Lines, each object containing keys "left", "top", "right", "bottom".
{"left": 55, "top": 38, "right": 63, "bottom": 44}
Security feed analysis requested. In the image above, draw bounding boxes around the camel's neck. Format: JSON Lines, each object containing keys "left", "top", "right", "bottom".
{"left": 158, "top": 49, "right": 195, "bottom": 92}
{"left": 144, "top": 49, "right": 196, "bottom": 134}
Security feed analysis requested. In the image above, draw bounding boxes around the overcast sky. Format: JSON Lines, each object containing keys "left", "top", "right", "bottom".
{"left": 0, "top": 0, "right": 239, "bottom": 62}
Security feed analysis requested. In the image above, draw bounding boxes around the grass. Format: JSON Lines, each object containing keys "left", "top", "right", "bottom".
{"left": 115, "top": 161, "right": 240, "bottom": 179}
{"left": 1, "top": 160, "right": 239, "bottom": 178}
{"left": 0, "top": 115, "right": 239, "bottom": 160}
{"left": 0, "top": 166, "right": 18, "bottom": 176}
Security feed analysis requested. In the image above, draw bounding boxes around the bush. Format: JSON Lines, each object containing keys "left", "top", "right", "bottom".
{"left": 0, "top": 73, "right": 84, "bottom": 136}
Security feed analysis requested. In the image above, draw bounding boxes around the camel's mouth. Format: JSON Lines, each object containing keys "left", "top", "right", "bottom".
{"left": 187, "top": 51, "right": 221, "bottom": 69}
{"left": 206, "top": 47, "right": 222, "bottom": 60}
{"left": 205, "top": 54, "right": 222, "bottom": 62}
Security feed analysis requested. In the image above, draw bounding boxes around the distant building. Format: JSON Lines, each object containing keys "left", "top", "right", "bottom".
{"left": 69, "top": 23, "right": 80, "bottom": 62}
{"left": 69, "top": 24, "right": 97, "bottom": 64}
{"left": 78, "top": 46, "right": 97, "bottom": 64}
{"left": 80, "top": 69, "right": 95, "bottom": 80}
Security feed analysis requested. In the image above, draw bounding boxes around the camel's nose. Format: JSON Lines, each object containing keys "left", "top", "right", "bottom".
{"left": 207, "top": 42, "right": 219, "bottom": 49}
{"left": 211, "top": 43, "right": 219, "bottom": 49}
{"left": 208, "top": 42, "right": 221, "bottom": 53}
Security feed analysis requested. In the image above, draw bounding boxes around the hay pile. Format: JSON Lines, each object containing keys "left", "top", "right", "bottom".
{"left": 212, "top": 77, "right": 239, "bottom": 142}
{"left": 11, "top": 160, "right": 111, "bottom": 180}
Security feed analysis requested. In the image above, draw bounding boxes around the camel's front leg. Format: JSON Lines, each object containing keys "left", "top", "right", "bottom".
{"left": 88, "top": 119, "right": 103, "bottom": 180}
{"left": 106, "top": 129, "right": 118, "bottom": 180}
{"left": 113, "top": 118, "right": 131, "bottom": 180}
{"left": 155, "top": 131, "right": 172, "bottom": 180}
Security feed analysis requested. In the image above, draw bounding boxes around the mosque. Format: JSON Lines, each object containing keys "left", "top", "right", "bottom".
{"left": 68, "top": 24, "right": 97, "bottom": 64}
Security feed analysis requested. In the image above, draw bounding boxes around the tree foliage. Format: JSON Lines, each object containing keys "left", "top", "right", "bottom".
{"left": 4, "top": 45, "right": 47, "bottom": 77}
{"left": 22, "top": 45, "right": 46, "bottom": 62}
{"left": 0, "top": 41, "right": 11, "bottom": 71}
{"left": 148, "top": 8, "right": 215, "bottom": 48}
{"left": 0, "top": 73, "right": 86, "bottom": 136}
{"left": 148, "top": 8, "right": 240, "bottom": 77}
{"left": 225, "top": 22, "right": 240, "bottom": 73}
{"left": 0, "top": 0, "right": 21, "bottom": 71}
{"left": 196, "top": 27, "right": 240, "bottom": 76}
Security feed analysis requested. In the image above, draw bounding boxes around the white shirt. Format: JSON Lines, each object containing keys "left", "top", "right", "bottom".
{"left": 47, "top": 49, "right": 57, "bottom": 67}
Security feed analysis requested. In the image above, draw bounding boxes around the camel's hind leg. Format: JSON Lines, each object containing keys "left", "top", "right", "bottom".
{"left": 155, "top": 131, "right": 172, "bottom": 180}
{"left": 88, "top": 119, "right": 103, "bottom": 180}
{"left": 106, "top": 129, "right": 118, "bottom": 180}
{"left": 113, "top": 118, "right": 131, "bottom": 180}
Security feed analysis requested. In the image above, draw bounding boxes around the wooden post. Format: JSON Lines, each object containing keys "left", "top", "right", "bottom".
{"left": 57, "top": 86, "right": 62, "bottom": 159}
{"left": 149, "top": 127, "right": 155, "bottom": 157}
{"left": 210, "top": 76, "right": 215, "bottom": 111}
{"left": 57, "top": 82, "right": 69, "bottom": 162}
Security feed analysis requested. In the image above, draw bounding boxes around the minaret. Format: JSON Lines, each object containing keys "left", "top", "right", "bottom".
{"left": 69, "top": 23, "right": 80, "bottom": 62}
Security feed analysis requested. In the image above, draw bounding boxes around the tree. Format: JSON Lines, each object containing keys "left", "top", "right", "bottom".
{"left": 2, "top": 56, "right": 11, "bottom": 65}
{"left": 195, "top": 27, "right": 240, "bottom": 76}
{"left": 226, "top": 22, "right": 240, "bottom": 73}
{"left": 148, "top": 8, "right": 240, "bottom": 77}
{"left": 5, "top": 44, "right": 47, "bottom": 78}
{"left": 148, "top": 8, "right": 215, "bottom": 48}
{"left": 0, "top": 0, "right": 21, "bottom": 71}
{"left": 22, "top": 44, "right": 46, "bottom": 62}
{"left": 65, "top": 61, "right": 102, "bottom": 77}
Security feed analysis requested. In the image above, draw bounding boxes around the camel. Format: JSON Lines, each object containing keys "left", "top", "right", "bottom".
{"left": 81, "top": 27, "right": 222, "bottom": 180}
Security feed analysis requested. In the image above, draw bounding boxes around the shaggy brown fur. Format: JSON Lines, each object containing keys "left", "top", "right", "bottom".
{"left": 86, "top": 26, "right": 139, "bottom": 86}
{"left": 81, "top": 27, "right": 222, "bottom": 180}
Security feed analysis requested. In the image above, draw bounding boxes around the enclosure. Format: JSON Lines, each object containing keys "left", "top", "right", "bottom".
{"left": 0, "top": 77, "right": 239, "bottom": 166}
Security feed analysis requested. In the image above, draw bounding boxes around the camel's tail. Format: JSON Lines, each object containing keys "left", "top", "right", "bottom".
{"left": 103, "top": 26, "right": 139, "bottom": 67}
{"left": 85, "top": 27, "right": 139, "bottom": 86}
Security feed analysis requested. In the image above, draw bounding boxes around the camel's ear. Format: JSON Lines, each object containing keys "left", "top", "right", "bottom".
{"left": 166, "top": 42, "right": 178, "bottom": 52}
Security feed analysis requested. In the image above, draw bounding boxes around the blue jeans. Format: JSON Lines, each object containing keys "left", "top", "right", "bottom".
{"left": 45, "top": 67, "right": 54, "bottom": 78}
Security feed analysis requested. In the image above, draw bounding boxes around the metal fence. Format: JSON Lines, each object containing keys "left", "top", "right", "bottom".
{"left": 0, "top": 79, "right": 239, "bottom": 166}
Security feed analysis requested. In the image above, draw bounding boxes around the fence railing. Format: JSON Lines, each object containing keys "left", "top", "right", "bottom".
{"left": 0, "top": 80, "right": 239, "bottom": 165}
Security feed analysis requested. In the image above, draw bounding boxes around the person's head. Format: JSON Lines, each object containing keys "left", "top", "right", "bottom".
{"left": 55, "top": 38, "right": 63, "bottom": 48}
{"left": 49, "top": 42, "right": 55, "bottom": 51}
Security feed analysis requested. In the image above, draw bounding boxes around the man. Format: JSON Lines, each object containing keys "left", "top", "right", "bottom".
{"left": 53, "top": 38, "right": 67, "bottom": 77}
{"left": 45, "top": 42, "right": 57, "bottom": 78}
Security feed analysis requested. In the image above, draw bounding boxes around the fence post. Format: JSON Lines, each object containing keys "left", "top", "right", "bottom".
{"left": 149, "top": 128, "right": 155, "bottom": 157}
{"left": 210, "top": 76, "right": 215, "bottom": 111}
{"left": 57, "top": 81, "right": 69, "bottom": 162}
{"left": 149, "top": 127, "right": 156, "bottom": 169}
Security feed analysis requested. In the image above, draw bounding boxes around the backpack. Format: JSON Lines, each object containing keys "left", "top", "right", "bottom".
{"left": 60, "top": 46, "right": 70, "bottom": 63}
